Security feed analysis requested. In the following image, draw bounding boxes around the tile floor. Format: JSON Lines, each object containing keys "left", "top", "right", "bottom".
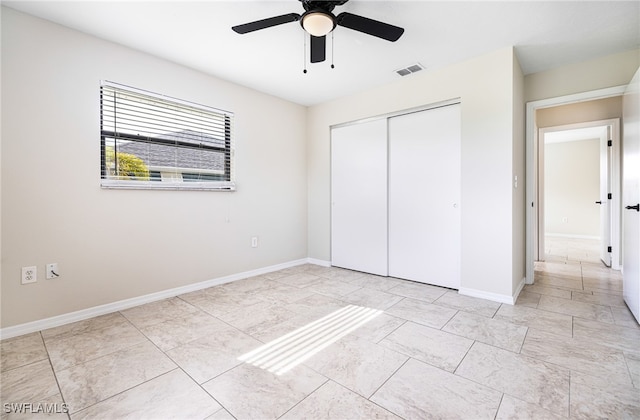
{"left": 1, "top": 257, "right": 639, "bottom": 419}
{"left": 544, "top": 236, "right": 602, "bottom": 265}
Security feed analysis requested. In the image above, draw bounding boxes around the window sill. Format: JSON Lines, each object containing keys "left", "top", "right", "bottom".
{"left": 101, "top": 180, "right": 236, "bottom": 191}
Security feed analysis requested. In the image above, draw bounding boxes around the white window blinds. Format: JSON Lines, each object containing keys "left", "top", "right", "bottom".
{"left": 100, "top": 81, "right": 235, "bottom": 190}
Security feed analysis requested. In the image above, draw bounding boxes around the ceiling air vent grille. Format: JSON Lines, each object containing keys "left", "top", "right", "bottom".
{"left": 395, "top": 63, "right": 424, "bottom": 77}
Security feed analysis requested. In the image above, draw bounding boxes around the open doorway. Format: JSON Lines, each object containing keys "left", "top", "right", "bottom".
{"left": 525, "top": 86, "right": 627, "bottom": 284}
{"left": 537, "top": 121, "right": 620, "bottom": 268}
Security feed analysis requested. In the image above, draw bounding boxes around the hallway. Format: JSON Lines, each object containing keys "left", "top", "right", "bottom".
{"left": 525, "top": 236, "right": 635, "bottom": 328}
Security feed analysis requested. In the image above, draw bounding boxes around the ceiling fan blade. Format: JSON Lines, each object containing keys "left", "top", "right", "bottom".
{"left": 336, "top": 12, "right": 404, "bottom": 42}
{"left": 232, "top": 13, "right": 300, "bottom": 34}
{"left": 310, "top": 35, "right": 326, "bottom": 63}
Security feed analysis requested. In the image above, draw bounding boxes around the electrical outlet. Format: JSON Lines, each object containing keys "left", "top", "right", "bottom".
{"left": 251, "top": 236, "right": 259, "bottom": 248}
{"left": 21, "top": 266, "right": 37, "bottom": 284}
{"left": 46, "top": 263, "right": 59, "bottom": 279}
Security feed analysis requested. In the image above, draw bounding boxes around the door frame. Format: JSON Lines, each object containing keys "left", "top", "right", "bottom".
{"left": 525, "top": 86, "right": 626, "bottom": 284}
{"left": 536, "top": 119, "right": 620, "bottom": 268}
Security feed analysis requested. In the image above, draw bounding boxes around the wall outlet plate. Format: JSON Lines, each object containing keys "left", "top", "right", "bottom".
{"left": 46, "top": 263, "right": 59, "bottom": 279}
{"left": 21, "top": 266, "right": 37, "bottom": 284}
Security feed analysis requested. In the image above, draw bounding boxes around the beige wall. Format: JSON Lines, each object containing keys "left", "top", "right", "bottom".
{"left": 512, "top": 55, "right": 526, "bottom": 293}
{"left": 1, "top": 8, "right": 308, "bottom": 328}
{"left": 544, "top": 139, "right": 600, "bottom": 237}
{"left": 307, "top": 47, "right": 524, "bottom": 299}
{"left": 525, "top": 49, "right": 640, "bottom": 102}
{"left": 537, "top": 97, "right": 623, "bottom": 128}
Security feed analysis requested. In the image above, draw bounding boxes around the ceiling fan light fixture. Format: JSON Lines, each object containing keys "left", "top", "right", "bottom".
{"left": 302, "top": 11, "right": 335, "bottom": 37}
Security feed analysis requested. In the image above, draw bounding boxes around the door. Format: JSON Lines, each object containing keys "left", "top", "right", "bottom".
{"left": 623, "top": 68, "right": 640, "bottom": 323}
{"left": 538, "top": 121, "right": 620, "bottom": 268}
{"left": 388, "top": 104, "right": 461, "bottom": 288}
{"left": 599, "top": 127, "right": 612, "bottom": 266}
{"left": 331, "top": 119, "right": 388, "bottom": 276}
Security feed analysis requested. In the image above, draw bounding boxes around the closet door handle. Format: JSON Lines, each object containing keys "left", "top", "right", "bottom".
{"left": 595, "top": 201, "right": 602, "bottom": 204}
{"left": 625, "top": 204, "right": 640, "bottom": 212}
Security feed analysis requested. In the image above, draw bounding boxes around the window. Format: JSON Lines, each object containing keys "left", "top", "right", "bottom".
{"left": 100, "top": 81, "right": 234, "bottom": 190}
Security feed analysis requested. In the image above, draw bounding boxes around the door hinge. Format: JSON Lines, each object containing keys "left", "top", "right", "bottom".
{"left": 608, "top": 193, "right": 612, "bottom": 200}
{"left": 608, "top": 246, "right": 612, "bottom": 253}
{"left": 608, "top": 140, "right": 612, "bottom": 147}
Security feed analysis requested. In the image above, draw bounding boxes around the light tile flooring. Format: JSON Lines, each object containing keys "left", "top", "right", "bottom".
{"left": 2, "top": 259, "right": 639, "bottom": 419}
{"left": 545, "top": 235, "right": 602, "bottom": 265}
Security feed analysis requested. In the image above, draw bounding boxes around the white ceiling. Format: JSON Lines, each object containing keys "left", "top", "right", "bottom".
{"left": 544, "top": 126, "right": 607, "bottom": 144}
{"left": 4, "top": 0, "right": 639, "bottom": 106}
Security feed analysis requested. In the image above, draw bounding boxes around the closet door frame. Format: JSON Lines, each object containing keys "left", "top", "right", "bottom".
{"left": 330, "top": 98, "right": 461, "bottom": 280}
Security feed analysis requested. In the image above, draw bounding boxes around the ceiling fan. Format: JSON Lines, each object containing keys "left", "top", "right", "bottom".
{"left": 232, "top": 0, "right": 405, "bottom": 64}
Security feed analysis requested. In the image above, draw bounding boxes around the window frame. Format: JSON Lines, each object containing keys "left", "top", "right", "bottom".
{"left": 99, "top": 81, "right": 235, "bottom": 191}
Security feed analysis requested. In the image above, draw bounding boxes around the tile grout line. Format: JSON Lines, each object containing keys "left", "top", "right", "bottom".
{"left": 451, "top": 337, "right": 476, "bottom": 376}
{"left": 67, "top": 367, "right": 182, "bottom": 418}
{"left": 493, "top": 393, "right": 506, "bottom": 420}
{"left": 366, "top": 356, "right": 412, "bottom": 403}
{"left": 39, "top": 331, "right": 72, "bottom": 420}
{"left": 52, "top": 313, "right": 177, "bottom": 416}
{"left": 274, "top": 377, "right": 330, "bottom": 419}
{"left": 375, "top": 317, "right": 408, "bottom": 344}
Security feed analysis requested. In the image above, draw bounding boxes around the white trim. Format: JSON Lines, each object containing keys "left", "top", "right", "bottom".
{"left": 330, "top": 98, "right": 461, "bottom": 130}
{"left": 0, "top": 259, "right": 312, "bottom": 340}
{"left": 514, "top": 277, "right": 526, "bottom": 303}
{"left": 525, "top": 85, "right": 627, "bottom": 285}
{"left": 545, "top": 233, "right": 601, "bottom": 240}
{"left": 458, "top": 285, "right": 519, "bottom": 305}
{"left": 307, "top": 258, "right": 332, "bottom": 267}
{"left": 101, "top": 179, "right": 236, "bottom": 191}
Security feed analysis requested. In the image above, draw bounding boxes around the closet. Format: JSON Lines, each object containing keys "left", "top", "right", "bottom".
{"left": 331, "top": 103, "right": 461, "bottom": 289}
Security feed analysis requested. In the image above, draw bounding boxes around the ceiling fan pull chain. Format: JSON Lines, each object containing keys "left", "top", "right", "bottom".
{"left": 303, "top": 32, "right": 308, "bottom": 74}
{"left": 331, "top": 31, "right": 335, "bottom": 69}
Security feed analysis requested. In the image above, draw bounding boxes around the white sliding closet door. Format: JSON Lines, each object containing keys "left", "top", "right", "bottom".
{"left": 331, "top": 119, "right": 388, "bottom": 276}
{"left": 388, "top": 104, "right": 461, "bottom": 288}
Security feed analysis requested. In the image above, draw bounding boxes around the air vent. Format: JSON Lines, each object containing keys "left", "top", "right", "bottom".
{"left": 395, "top": 63, "right": 424, "bottom": 77}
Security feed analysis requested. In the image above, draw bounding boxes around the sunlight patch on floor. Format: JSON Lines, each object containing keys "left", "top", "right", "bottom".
{"left": 238, "top": 305, "right": 383, "bottom": 375}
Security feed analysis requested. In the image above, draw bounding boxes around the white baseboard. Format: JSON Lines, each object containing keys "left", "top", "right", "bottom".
{"left": 458, "top": 285, "right": 519, "bottom": 305}
{"left": 0, "top": 258, "right": 315, "bottom": 340}
{"left": 513, "top": 277, "right": 526, "bottom": 303}
{"left": 307, "top": 258, "right": 331, "bottom": 267}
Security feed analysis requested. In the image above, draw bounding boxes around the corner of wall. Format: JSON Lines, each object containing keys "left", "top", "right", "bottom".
{"left": 512, "top": 48, "right": 527, "bottom": 297}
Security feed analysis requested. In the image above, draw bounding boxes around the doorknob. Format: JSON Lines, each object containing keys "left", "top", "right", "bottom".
{"left": 625, "top": 204, "right": 640, "bottom": 212}
{"left": 595, "top": 201, "right": 602, "bottom": 204}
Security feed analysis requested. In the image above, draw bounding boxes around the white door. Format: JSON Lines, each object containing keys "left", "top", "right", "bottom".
{"left": 623, "top": 68, "right": 640, "bottom": 323}
{"left": 599, "top": 128, "right": 612, "bottom": 266}
{"left": 331, "top": 119, "right": 388, "bottom": 276}
{"left": 388, "top": 104, "right": 461, "bottom": 288}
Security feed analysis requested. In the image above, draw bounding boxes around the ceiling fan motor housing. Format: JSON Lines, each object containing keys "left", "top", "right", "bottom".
{"left": 300, "top": 0, "right": 349, "bottom": 14}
